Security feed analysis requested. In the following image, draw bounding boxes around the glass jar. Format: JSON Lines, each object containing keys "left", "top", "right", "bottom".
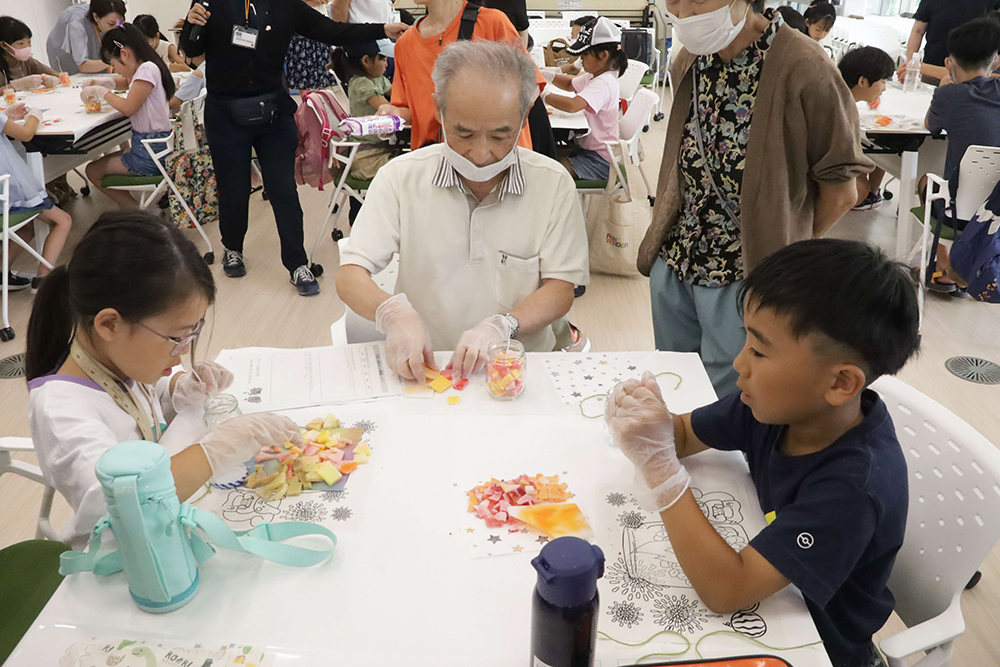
{"left": 204, "top": 393, "right": 242, "bottom": 428}
{"left": 486, "top": 340, "right": 526, "bottom": 401}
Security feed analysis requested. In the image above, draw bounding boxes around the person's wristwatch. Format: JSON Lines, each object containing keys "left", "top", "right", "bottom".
{"left": 501, "top": 313, "right": 520, "bottom": 340}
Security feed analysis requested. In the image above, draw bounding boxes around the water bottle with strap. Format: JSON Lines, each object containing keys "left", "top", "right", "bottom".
{"left": 60, "top": 441, "right": 336, "bottom": 613}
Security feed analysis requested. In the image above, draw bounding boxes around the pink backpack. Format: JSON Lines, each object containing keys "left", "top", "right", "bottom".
{"left": 294, "top": 89, "right": 349, "bottom": 190}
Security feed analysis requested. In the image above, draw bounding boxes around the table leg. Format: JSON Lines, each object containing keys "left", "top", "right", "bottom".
{"left": 25, "top": 151, "right": 49, "bottom": 266}
{"left": 895, "top": 149, "right": 919, "bottom": 261}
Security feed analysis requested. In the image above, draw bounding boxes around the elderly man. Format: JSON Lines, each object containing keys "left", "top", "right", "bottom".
{"left": 336, "top": 40, "right": 589, "bottom": 382}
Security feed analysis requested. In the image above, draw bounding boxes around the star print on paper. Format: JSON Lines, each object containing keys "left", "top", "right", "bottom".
{"left": 488, "top": 535, "right": 501, "bottom": 544}
{"left": 574, "top": 360, "right": 584, "bottom": 365}
{"left": 584, "top": 375, "right": 593, "bottom": 380}
{"left": 627, "top": 366, "right": 637, "bottom": 371}
{"left": 537, "top": 536, "right": 550, "bottom": 544}
{"left": 572, "top": 392, "right": 582, "bottom": 398}
{"left": 466, "top": 527, "right": 475, "bottom": 533}
{"left": 513, "top": 545, "right": 524, "bottom": 553}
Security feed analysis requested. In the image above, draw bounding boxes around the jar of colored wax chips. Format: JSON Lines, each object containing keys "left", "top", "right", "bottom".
{"left": 486, "top": 340, "right": 526, "bottom": 400}
{"left": 204, "top": 393, "right": 242, "bottom": 428}
{"left": 3, "top": 87, "right": 15, "bottom": 105}
{"left": 85, "top": 99, "right": 103, "bottom": 113}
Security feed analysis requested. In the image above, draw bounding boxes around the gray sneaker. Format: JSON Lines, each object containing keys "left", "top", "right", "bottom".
{"left": 223, "top": 249, "right": 246, "bottom": 278}
{"left": 290, "top": 265, "right": 320, "bottom": 297}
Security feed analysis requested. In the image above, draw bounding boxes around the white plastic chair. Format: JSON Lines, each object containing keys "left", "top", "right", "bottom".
{"left": 618, "top": 59, "right": 650, "bottom": 105}
{"left": 0, "top": 437, "right": 60, "bottom": 541}
{"left": 332, "top": 236, "right": 397, "bottom": 345}
{"left": 306, "top": 139, "right": 367, "bottom": 271}
{"left": 101, "top": 129, "right": 216, "bottom": 264}
{"left": 575, "top": 88, "right": 659, "bottom": 211}
{"left": 526, "top": 10, "right": 546, "bottom": 20}
{"left": 870, "top": 376, "right": 1000, "bottom": 667}
{"left": 1, "top": 174, "right": 49, "bottom": 343}
{"left": 917, "top": 146, "right": 1000, "bottom": 321}
{"left": 530, "top": 18, "right": 570, "bottom": 30}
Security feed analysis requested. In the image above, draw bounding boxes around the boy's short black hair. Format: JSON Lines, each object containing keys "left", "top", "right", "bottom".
{"left": 738, "top": 239, "right": 920, "bottom": 382}
{"left": 838, "top": 46, "right": 895, "bottom": 88}
{"left": 948, "top": 16, "right": 1000, "bottom": 71}
{"left": 572, "top": 16, "right": 597, "bottom": 27}
{"left": 804, "top": 1, "right": 837, "bottom": 30}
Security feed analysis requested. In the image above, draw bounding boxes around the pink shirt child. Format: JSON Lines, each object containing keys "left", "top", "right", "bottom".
{"left": 572, "top": 70, "right": 620, "bottom": 162}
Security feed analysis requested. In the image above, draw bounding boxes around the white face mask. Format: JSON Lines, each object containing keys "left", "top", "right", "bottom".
{"left": 440, "top": 118, "right": 522, "bottom": 183}
{"left": 667, "top": 0, "right": 750, "bottom": 56}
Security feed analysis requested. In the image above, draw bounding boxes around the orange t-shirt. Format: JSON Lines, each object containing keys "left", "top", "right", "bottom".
{"left": 390, "top": 2, "right": 545, "bottom": 150}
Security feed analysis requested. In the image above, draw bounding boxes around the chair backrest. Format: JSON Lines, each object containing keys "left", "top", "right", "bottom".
{"left": 618, "top": 59, "right": 649, "bottom": 102}
{"left": 527, "top": 10, "right": 546, "bottom": 19}
{"left": 561, "top": 11, "right": 595, "bottom": 22}
{"left": 529, "top": 18, "right": 570, "bottom": 31}
{"left": 139, "top": 131, "right": 176, "bottom": 162}
{"left": 619, "top": 88, "right": 658, "bottom": 143}
{"left": 955, "top": 145, "right": 1000, "bottom": 221}
{"left": 177, "top": 88, "right": 207, "bottom": 153}
{"left": 870, "top": 375, "right": 1000, "bottom": 628}
{"left": 336, "top": 237, "right": 397, "bottom": 344}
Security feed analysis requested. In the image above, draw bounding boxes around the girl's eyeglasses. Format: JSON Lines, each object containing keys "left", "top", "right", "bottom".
{"left": 135, "top": 318, "right": 206, "bottom": 356}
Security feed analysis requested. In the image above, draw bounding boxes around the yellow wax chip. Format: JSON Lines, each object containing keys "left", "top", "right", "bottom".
{"left": 448, "top": 396, "right": 461, "bottom": 405}
{"left": 316, "top": 462, "right": 342, "bottom": 486}
{"left": 404, "top": 384, "right": 435, "bottom": 399}
{"left": 429, "top": 376, "right": 453, "bottom": 393}
{"left": 354, "top": 442, "right": 371, "bottom": 456}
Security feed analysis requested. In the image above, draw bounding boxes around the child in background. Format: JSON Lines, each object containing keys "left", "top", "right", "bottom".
{"left": 170, "top": 52, "right": 206, "bottom": 111}
{"left": 25, "top": 211, "right": 301, "bottom": 550}
{"left": 333, "top": 40, "right": 395, "bottom": 180}
{"left": 923, "top": 16, "right": 1000, "bottom": 292}
{"left": 0, "top": 17, "right": 60, "bottom": 90}
{"left": 0, "top": 101, "right": 72, "bottom": 292}
{"left": 543, "top": 17, "right": 624, "bottom": 181}
{"left": 555, "top": 16, "right": 597, "bottom": 76}
{"left": 81, "top": 24, "right": 175, "bottom": 207}
{"left": 804, "top": 1, "right": 837, "bottom": 42}
{"left": 607, "top": 239, "right": 920, "bottom": 667}
{"left": 837, "top": 46, "right": 894, "bottom": 210}
{"left": 133, "top": 14, "right": 190, "bottom": 72}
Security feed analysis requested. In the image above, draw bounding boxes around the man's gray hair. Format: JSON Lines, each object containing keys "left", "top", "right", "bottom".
{"left": 432, "top": 40, "right": 538, "bottom": 118}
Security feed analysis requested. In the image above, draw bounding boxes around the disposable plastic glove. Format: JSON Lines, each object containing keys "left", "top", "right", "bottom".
{"left": 24, "top": 106, "right": 42, "bottom": 122}
{"left": 5, "top": 102, "right": 26, "bottom": 121}
{"left": 540, "top": 67, "right": 559, "bottom": 84}
{"left": 199, "top": 413, "right": 303, "bottom": 476}
{"left": 172, "top": 362, "right": 236, "bottom": 413}
{"left": 12, "top": 74, "right": 42, "bottom": 91}
{"left": 81, "top": 85, "right": 111, "bottom": 104}
{"left": 605, "top": 371, "right": 691, "bottom": 512}
{"left": 448, "top": 314, "right": 509, "bottom": 380}
{"left": 41, "top": 74, "right": 61, "bottom": 88}
{"left": 375, "top": 293, "right": 435, "bottom": 382}
{"left": 83, "top": 77, "right": 116, "bottom": 88}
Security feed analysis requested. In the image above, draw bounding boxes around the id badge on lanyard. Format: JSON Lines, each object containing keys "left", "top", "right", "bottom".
{"left": 232, "top": 0, "right": 261, "bottom": 49}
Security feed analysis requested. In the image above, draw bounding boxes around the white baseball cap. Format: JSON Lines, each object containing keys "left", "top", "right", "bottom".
{"left": 566, "top": 16, "right": 623, "bottom": 55}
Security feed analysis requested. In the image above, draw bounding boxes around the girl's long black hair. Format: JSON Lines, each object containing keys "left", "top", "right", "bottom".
{"left": 99, "top": 23, "right": 175, "bottom": 98}
{"left": 26, "top": 211, "right": 215, "bottom": 381}
{"left": 0, "top": 16, "right": 31, "bottom": 86}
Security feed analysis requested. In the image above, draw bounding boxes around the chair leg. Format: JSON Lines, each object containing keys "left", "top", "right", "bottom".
{"left": 35, "top": 485, "right": 57, "bottom": 540}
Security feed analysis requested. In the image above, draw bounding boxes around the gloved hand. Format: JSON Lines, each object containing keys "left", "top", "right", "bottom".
{"left": 24, "top": 106, "right": 42, "bottom": 122}
{"left": 12, "top": 74, "right": 42, "bottom": 91}
{"left": 41, "top": 74, "right": 61, "bottom": 88}
{"left": 81, "top": 85, "right": 111, "bottom": 104}
{"left": 448, "top": 314, "right": 509, "bottom": 380}
{"left": 199, "top": 413, "right": 303, "bottom": 476}
{"left": 605, "top": 371, "right": 691, "bottom": 512}
{"left": 172, "top": 362, "right": 236, "bottom": 413}
{"left": 5, "top": 102, "right": 26, "bottom": 121}
{"left": 376, "top": 293, "right": 435, "bottom": 382}
{"left": 540, "top": 67, "right": 559, "bottom": 84}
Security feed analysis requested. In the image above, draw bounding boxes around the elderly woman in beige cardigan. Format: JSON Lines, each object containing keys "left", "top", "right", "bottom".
{"left": 639, "top": 0, "right": 872, "bottom": 395}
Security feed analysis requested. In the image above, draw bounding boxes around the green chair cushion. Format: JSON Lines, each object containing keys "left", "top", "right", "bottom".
{"left": 344, "top": 177, "right": 373, "bottom": 191}
{"left": 640, "top": 73, "right": 655, "bottom": 86}
{"left": 910, "top": 206, "right": 957, "bottom": 241}
{"left": 575, "top": 178, "right": 609, "bottom": 189}
{"left": 0, "top": 540, "right": 70, "bottom": 664}
{"left": 8, "top": 208, "right": 45, "bottom": 227}
{"left": 101, "top": 174, "right": 163, "bottom": 188}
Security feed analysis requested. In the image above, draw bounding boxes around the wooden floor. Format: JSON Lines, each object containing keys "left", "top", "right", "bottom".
{"left": 1, "top": 108, "right": 999, "bottom": 665}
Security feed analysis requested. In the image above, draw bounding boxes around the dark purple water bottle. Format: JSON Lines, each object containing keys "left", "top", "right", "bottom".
{"left": 530, "top": 537, "right": 605, "bottom": 667}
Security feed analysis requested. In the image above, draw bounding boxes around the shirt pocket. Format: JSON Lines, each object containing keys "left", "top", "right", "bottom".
{"left": 496, "top": 251, "right": 541, "bottom": 311}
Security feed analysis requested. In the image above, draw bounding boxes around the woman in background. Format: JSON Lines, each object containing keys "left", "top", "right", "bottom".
{"left": 46, "top": 0, "right": 126, "bottom": 74}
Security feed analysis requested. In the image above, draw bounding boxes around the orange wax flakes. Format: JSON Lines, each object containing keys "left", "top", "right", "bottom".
{"left": 467, "top": 474, "right": 573, "bottom": 528}
{"left": 509, "top": 503, "right": 593, "bottom": 539}
{"left": 875, "top": 115, "right": 892, "bottom": 127}
{"left": 60, "top": 72, "right": 71, "bottom": 86}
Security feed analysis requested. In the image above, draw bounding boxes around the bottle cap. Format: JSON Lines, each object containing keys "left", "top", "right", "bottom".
{"left": 531, "top": 537, "right": 604, "bottom": 608}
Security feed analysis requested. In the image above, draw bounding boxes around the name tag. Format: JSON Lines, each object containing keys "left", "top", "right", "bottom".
{"left": 232, "top": 25, "right": 259, "bottom": 49}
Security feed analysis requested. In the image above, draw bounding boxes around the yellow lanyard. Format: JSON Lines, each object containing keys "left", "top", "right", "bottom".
{"left": 245, "top": 0, "right": 251, "bottom": 23}
{"left": 70, "top": 340, "right": 162, "bottom": 443}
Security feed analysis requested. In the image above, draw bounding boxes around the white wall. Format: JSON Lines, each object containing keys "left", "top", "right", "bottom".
{"left": 126, "top": 0, "right": 191, "bottom": 44}
{"left": 0, "top": 0, "right": 72, "bottom": 67}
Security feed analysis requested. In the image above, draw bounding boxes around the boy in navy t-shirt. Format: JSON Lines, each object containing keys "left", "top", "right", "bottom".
{"left": 606, "top": 239, "right": 921, "bottom": 667}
